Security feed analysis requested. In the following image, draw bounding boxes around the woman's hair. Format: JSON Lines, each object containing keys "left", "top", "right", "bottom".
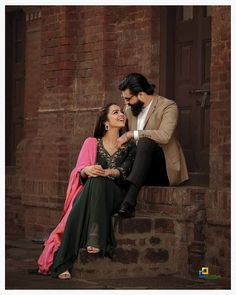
{"left": 93, "top": 103, "right": 127, "bottom": 138}
{"left": 118, "top": 73, "right": 156, "bottom": 95}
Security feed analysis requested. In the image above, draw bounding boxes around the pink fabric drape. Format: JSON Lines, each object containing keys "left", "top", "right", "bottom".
{"left": 37, "top": 137, "right": 97, "bottom": 275}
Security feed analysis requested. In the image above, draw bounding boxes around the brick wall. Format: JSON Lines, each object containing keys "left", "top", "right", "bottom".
{"left": 103, "top": 6, "right": 160, "bottom": 105}
{"left": 7, "top": 6, "right": 162, "bottom": 240}
{"left": 210, "top": 6, "right": 230, "bottom": 189}
{"left": 205, "top": 189, "right": 230, "bottom": 277}
{"left": 206, "top": 7, "right": 231, "bottom": 277}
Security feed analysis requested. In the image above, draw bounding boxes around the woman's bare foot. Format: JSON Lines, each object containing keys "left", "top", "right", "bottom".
{"left": 87, "top": 246, "right": 100, "bottom": 254}
{"left": 58, "top": 270, "right": 71, "bottom": 280}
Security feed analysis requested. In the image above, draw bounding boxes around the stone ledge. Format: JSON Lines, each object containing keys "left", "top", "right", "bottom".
{"left": 137, "top": 186, "right": 230, "bottom": 216}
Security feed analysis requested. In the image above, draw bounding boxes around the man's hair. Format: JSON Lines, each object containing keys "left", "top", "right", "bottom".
{"left": 118, "top": 73, "right": 156, "bottom": 95}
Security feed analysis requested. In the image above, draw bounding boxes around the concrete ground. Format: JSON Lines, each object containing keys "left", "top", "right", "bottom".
{"left": 5, "top": 239, "right": 230, "bottom": 290}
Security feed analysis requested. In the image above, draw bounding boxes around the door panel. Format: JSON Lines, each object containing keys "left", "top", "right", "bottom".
{"left": 174, "top": 6, "right": 211, "bottom": 185}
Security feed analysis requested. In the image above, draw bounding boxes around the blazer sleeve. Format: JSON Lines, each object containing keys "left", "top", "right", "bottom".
{"left": 138, "top": 102, "right": 178, "bottom": 144}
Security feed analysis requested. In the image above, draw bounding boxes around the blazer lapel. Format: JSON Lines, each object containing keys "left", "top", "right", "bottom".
{"left": 143, "top": 96, "right": 159, "bottom": 128}
{"left": 132, "top": 115, "right": 138, "bottom": 129}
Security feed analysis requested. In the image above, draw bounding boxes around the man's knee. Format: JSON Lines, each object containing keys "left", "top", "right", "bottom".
{"left": 137, "top": 137, "right": 158, "bottom": 152}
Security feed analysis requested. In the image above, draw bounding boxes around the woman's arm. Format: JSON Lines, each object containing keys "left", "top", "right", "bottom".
{"left": 116, "top": 140, "right": 137, "bottom": 180}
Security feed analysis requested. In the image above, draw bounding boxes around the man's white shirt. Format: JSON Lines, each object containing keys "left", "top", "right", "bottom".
{"left": 133, "top": 99, "right": 153, "bottom": 141}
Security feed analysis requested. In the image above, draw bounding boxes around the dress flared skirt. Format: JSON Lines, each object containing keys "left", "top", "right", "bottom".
{"left": 50, "top": 176, "right": 126, "bottom": 277}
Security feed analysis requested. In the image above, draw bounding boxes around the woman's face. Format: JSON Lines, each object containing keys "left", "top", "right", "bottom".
{"left": 106, "top": 104, "right": 126, "bottom": 129}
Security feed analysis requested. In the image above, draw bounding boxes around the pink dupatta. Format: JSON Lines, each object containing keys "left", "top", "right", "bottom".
{"left": 37, "top": 137, "right": 97, "bottom": 274}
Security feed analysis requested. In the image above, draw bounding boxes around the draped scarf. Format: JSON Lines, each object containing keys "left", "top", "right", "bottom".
{"left": 37, "top": 137, "right": 97, "bottom": 274}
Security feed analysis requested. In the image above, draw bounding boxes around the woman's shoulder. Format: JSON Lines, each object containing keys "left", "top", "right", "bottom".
{"left": 83, "top": 137, "right": 98, "bottom": 145}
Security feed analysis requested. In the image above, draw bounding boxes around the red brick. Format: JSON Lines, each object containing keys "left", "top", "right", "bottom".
{"left": 117, "top": 239, "right": 136, "bottom": 246}
{"left": 118, "top": 217, "right": 152, "bottom": 235}
{"left": 155, "top": 218, "right": 175, "bottom": 234}
{"left": 143, "top": 248, "right": 169, "bottom": 263}
{"left": 113, "top": 248, "right": 139, "bottom": 264}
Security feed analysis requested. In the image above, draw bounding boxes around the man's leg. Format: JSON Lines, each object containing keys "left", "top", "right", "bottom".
{"left": 118, "top": 137, "right": 169, "bottom": 217}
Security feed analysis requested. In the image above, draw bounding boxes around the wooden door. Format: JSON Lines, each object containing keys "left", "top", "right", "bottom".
{"left": 6, "top": 9, "right": 25, "bottom": 166}
{"left": 175, "top": 6, "right": 211, "bottom": 185}
{"left": 160, "top": 6, "right": 212, "bottom": 186}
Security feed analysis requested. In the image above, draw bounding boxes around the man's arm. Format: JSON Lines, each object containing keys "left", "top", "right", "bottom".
{"left": 117, "top": 101, "right": 178, "bottom": 147}
{"left": 138, "top": 102, "right": 178, "bottom": 144}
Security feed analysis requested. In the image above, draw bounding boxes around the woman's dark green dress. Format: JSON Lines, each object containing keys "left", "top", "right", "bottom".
{"left": 50, "top": 138, "right": 136, "bottom": 278}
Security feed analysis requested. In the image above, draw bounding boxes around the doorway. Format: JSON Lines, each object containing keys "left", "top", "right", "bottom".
{"left": 160, "top": 6, "right": 212, "bottom": 186}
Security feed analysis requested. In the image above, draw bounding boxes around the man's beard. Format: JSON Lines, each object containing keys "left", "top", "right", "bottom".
{"left": 129, "top": 100, "right": 144, "bottom": 117}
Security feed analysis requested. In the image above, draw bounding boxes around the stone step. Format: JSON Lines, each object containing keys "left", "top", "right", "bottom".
{"left": 74, "top": 183, "right": 221, "bottom": 280}
{"left": 136, "top": 186, "right": 209, "bottom": 215}
{"left": 6, "top": 239, "right": 43, "bottom": 261}
{"left": 74, "top": 213, "right": 178, "bottom": 279}
{"left": 7, "top": 185, "right": 229, "bottom": 280}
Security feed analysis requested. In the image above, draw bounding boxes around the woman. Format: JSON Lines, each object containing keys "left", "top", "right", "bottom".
{"left": 37, "top": 103, "right": 136, "bottom": 279}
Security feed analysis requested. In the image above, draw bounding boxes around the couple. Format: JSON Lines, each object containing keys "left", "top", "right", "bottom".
{"left": 37, "top": 73, "right": 189, "bottom": 279}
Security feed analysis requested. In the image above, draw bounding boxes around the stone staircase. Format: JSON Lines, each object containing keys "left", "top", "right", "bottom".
{"left": 6, "top": 185, "right": 230, "bottom": 281}
{"left": 74, "top": 185, "right": 221, "bottom": 280}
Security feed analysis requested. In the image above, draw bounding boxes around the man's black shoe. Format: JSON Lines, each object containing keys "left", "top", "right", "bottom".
{"left": 118, "top": 202, "right": 135, "bottom": 218}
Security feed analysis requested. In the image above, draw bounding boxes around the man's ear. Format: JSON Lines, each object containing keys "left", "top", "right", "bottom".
{"left": 138, "top": 92, "right": 145, "bottom": 101}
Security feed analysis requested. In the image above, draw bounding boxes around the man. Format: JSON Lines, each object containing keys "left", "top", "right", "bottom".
{"left": 116, "top": 73, "right": 189, "bottom": 218}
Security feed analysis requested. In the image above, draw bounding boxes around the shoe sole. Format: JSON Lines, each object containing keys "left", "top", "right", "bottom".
{"left": 118, "top": 211, "right": 135, "bottom": 218}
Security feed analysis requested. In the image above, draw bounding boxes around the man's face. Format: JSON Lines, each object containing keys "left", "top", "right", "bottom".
{"left": 121, "top": 89, "right": 144, "bottom": 117}
{"left": 121, "top": 89, "right": 138, "bottom": 106}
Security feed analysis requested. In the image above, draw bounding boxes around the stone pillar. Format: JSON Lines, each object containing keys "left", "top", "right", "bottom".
{"left": 6, "top": 7, "right": 42, "bottom": 240}
{"left": 209, "top": 6, "right": 230, "bottom": 189}
{"left": 206, "top": 6, "right": 231, "bottom": 278}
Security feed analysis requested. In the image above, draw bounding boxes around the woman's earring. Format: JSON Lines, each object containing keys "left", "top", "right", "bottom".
{"left": 105, "top": 123, "right": 109, "bottom": 131}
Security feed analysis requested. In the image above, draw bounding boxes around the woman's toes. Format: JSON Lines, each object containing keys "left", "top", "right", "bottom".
{"left": 87, "top": 246, "right": 93, "bottom": 253}
{"left": 87, "top": 246, "right": 100, "bottom": 253}
{"left": 58, "top": 270, "right": 71, "bottom": 280}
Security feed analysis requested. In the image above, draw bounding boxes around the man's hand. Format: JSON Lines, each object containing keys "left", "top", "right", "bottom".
{"left": 116, "top": 131, "right": 133, "bottom": 149}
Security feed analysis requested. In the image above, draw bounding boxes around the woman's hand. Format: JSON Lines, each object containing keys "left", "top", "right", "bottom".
{"left": 81, "top": 166, "right": 120, "bottom": 178}
{"left": 81, "top": 165, "right": 105, "bottom": 178}
{"left": 103, "top": 168, "right": 120, "bottom": 178}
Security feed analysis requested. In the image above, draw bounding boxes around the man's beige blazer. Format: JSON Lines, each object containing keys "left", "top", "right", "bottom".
{"left": 125, "top": 95, "right": 189, "bottom": 185}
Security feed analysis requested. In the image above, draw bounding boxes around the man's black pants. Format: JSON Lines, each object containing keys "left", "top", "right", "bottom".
{"left": 125, "top": 137, "right": 169, "bottom": 206}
